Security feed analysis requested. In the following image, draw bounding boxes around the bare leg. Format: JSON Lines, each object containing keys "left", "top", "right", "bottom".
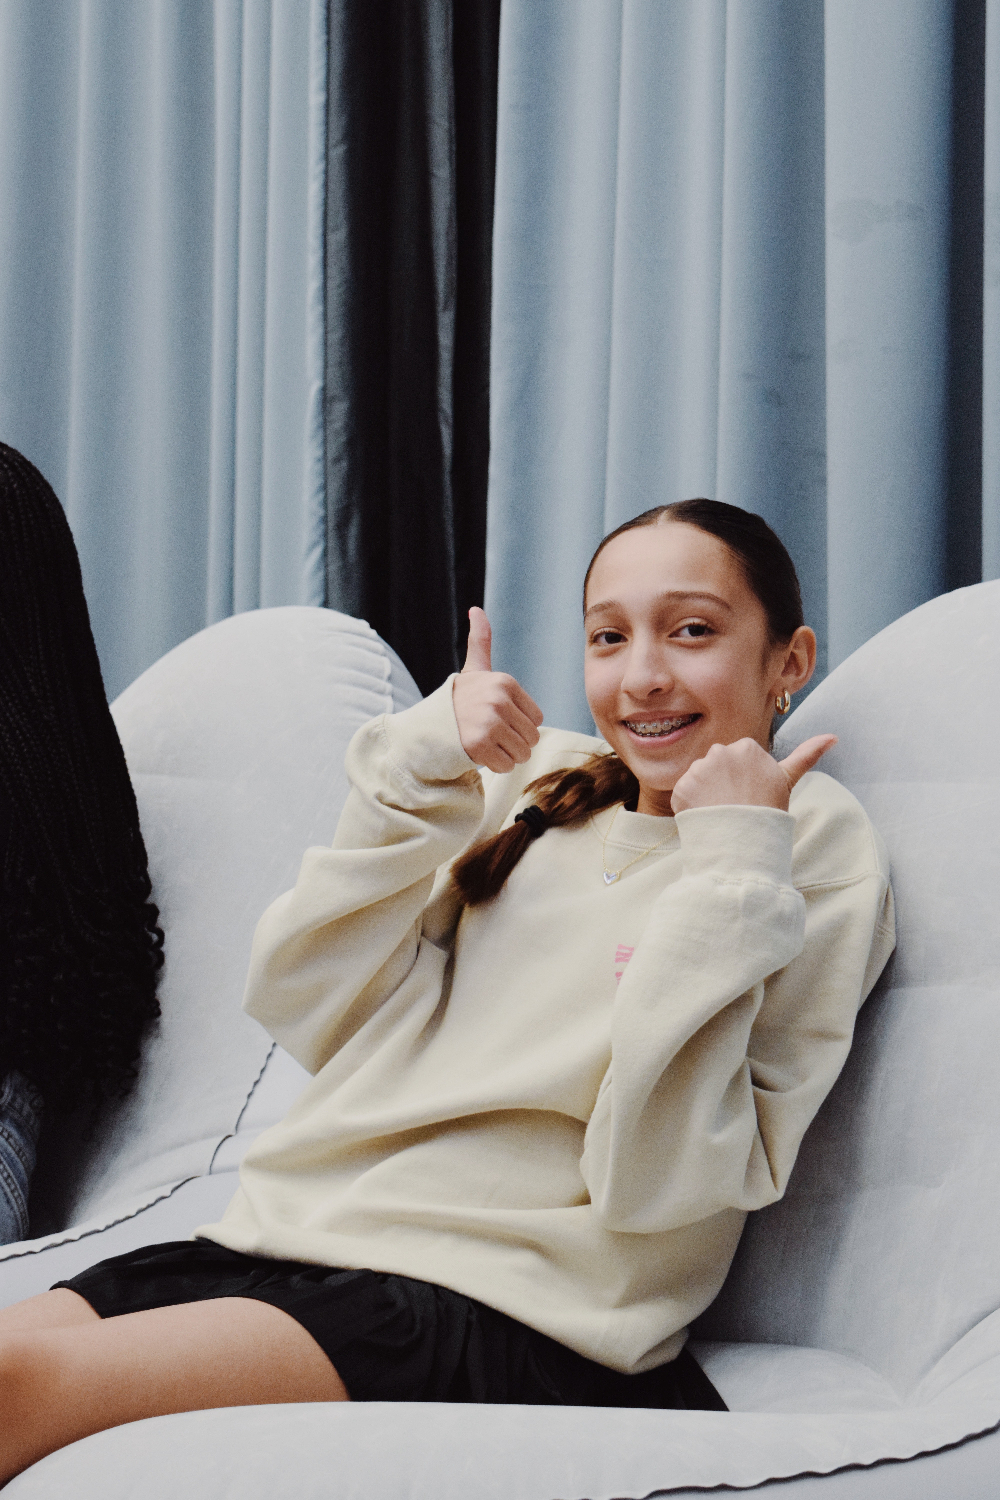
{"left": 0, "top": 1296, "right": 348, "bottom": 1483}
{"left": 0, "top": 1288, "right": 99, "bottom": 1335}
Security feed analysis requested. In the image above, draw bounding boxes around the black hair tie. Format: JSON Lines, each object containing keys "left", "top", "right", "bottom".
{"left": 514, "top": 805, "right": 547, "bottom": 839}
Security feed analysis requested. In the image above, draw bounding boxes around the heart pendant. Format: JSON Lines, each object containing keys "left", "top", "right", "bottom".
{"left": 603, "top": 870, "right": 620, "bottom": 885}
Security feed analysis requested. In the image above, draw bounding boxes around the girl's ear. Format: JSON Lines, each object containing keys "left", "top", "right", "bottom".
{"left": 776, "top": 626, "right": 817, "bottom": 696}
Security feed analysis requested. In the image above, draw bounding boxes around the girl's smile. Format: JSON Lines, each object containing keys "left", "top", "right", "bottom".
{"left": 622, "top": 713, "right": 701, "bottom": 743}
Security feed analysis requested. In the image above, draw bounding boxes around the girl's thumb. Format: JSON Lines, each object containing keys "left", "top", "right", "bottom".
{"left": 779, "top": 734, "right": 837, "bottom": 789}
{"left": 463, "top": 607, "right": 493, "bottom": 673}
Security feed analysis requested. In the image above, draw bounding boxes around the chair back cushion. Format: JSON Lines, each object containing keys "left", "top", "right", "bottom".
{"left": 45, "top": 607, "right": 420, "bottom": 1229}
{"left": 698, "top": 581, "right": 1000, "bottom": 1392}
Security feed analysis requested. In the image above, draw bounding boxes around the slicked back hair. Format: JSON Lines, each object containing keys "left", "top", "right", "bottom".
{"left": 583, "top": 499, "right": 804, "bottom": 643}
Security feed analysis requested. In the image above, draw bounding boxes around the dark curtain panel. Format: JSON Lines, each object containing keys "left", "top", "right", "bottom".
{"left": 945, "top": 0, "right": 986, "bottom": 590}
{"left": 325, "top": 0, "right": 501, "bottom": 696}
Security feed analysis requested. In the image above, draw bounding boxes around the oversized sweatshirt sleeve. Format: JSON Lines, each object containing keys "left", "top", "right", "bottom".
{"left": 241, "top": 679, "right": 484, "bottom": 1073}
{"left": 580, "top": 794, "right": 894, "bottom": 1233}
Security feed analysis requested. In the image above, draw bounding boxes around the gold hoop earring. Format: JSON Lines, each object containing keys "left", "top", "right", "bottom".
{"left": 775, "top": 690, "right": 792, "bottom": 715}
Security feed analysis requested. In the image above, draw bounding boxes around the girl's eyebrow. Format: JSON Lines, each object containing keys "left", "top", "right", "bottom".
{"left": 584, "top": 590, "right": 732, "bottom": 621}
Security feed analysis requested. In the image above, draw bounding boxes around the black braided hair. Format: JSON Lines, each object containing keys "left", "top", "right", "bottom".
{"left": 0, "top": 443, "right": 163, "bottom": 1113}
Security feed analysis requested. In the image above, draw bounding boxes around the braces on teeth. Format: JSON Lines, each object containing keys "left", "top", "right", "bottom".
{"left": 628, "top": 716, "right": 696, "bottom": 737}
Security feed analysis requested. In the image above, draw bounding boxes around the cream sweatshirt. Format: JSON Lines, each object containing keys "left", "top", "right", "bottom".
{"left": 200, "top": 681, "right": 895, "bottom": 1374}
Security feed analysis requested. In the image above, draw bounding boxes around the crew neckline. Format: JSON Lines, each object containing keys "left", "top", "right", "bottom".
{"left": 592, "top": 802, "right": 679, "bottom": 852}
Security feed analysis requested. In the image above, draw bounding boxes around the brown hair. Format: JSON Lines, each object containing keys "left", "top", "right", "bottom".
{"left": 452, "top": 753, "right": 638, "bottom": 906}
{"left": 452, "top": 499, "right": 803, "bottom": 907}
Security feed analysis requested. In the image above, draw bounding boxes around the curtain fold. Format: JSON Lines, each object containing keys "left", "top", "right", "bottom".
{"left": 488, "top": 0, "right": 995, "bottom": 733}
{"left": 323, "top": 0, "right": 501, "bottom": 697}
{"left": 0, "top": 0, "right": 326, "bottom": 700}
{"left": 824, "top": 0, "right": 956, "bottom": 665}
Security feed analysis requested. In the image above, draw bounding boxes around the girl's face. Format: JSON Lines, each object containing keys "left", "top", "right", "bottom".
{"left": 583, "top": 521, "right": 816, "bottom": 816}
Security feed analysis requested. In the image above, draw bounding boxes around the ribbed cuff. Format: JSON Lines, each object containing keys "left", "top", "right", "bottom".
{"left": 380, "top": 676, "right": 479, "bottom": 783}
{"left": 674, "top": 804, "right": 795, "bottom": 884}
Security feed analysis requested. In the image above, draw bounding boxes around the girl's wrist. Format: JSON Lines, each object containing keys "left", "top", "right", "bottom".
{"left": 674, "top": 803, "right": 795, "bottom": 886}
{"left": 380, "top": 677, "right": 480, "bottom": 784}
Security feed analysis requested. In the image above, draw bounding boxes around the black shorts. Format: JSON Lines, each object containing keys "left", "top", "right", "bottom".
{"left": 56, "top": 1239, "right": 726, "bottom": 1410}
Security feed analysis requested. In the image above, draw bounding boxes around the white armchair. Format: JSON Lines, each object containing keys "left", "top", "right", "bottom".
{"left": 0, "top": 606, "right": 419, "bottom": 1307}
{"left": 6, "top": 588, "right": 1000, "bottom": 1498}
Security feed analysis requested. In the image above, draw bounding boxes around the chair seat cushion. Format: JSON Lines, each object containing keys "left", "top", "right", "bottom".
{"left": 693, "top": 1340, "right": 901, "bottom": 1413}
{"left": 8, "top": 1384, "right": 1000, "bottom": 1500}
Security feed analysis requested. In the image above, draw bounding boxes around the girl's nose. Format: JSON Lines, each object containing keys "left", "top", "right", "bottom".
{"left": 620, "top": 639, "right": 674, "bottom": 699}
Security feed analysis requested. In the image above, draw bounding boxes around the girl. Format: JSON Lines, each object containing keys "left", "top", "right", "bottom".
{"left": 0, "top": 444, "right": 164, "bottom": 1247}
{"left": 0, "top": 500, "right": 893, "bottom": 1479}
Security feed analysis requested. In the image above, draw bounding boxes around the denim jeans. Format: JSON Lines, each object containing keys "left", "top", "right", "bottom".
{"left": 0, "top": 1069, "right": 42, "bottom": 1244}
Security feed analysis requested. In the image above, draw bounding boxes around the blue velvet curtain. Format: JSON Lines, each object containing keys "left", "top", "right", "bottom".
{"left": 0, "top": 1, "right": 327, "bottom": 700}
{"left": 487, "top": 0, "right": 997, "bottom": 734}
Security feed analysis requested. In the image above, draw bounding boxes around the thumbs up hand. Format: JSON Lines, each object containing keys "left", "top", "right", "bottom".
{"left": 452, "top": 607, "right": 544, "bottom": 772}
{"left": 670, "top": 734, "right": 838, "bottom": 814}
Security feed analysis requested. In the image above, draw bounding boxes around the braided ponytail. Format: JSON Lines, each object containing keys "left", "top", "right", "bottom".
{"left": 452, "top": 753, "right": 638, "bottom": 907}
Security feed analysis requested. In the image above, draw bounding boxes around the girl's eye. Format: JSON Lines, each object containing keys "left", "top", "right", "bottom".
{"left": 675, "top": 622, "right": 712, "bottom": 639}
{"left": 593, "top": 629, "right": 626, "bottom": 646}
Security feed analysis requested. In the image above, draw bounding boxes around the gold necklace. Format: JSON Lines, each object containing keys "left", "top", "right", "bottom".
{"left": 600, "top": 804, "right": 674, "bottom": 885}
